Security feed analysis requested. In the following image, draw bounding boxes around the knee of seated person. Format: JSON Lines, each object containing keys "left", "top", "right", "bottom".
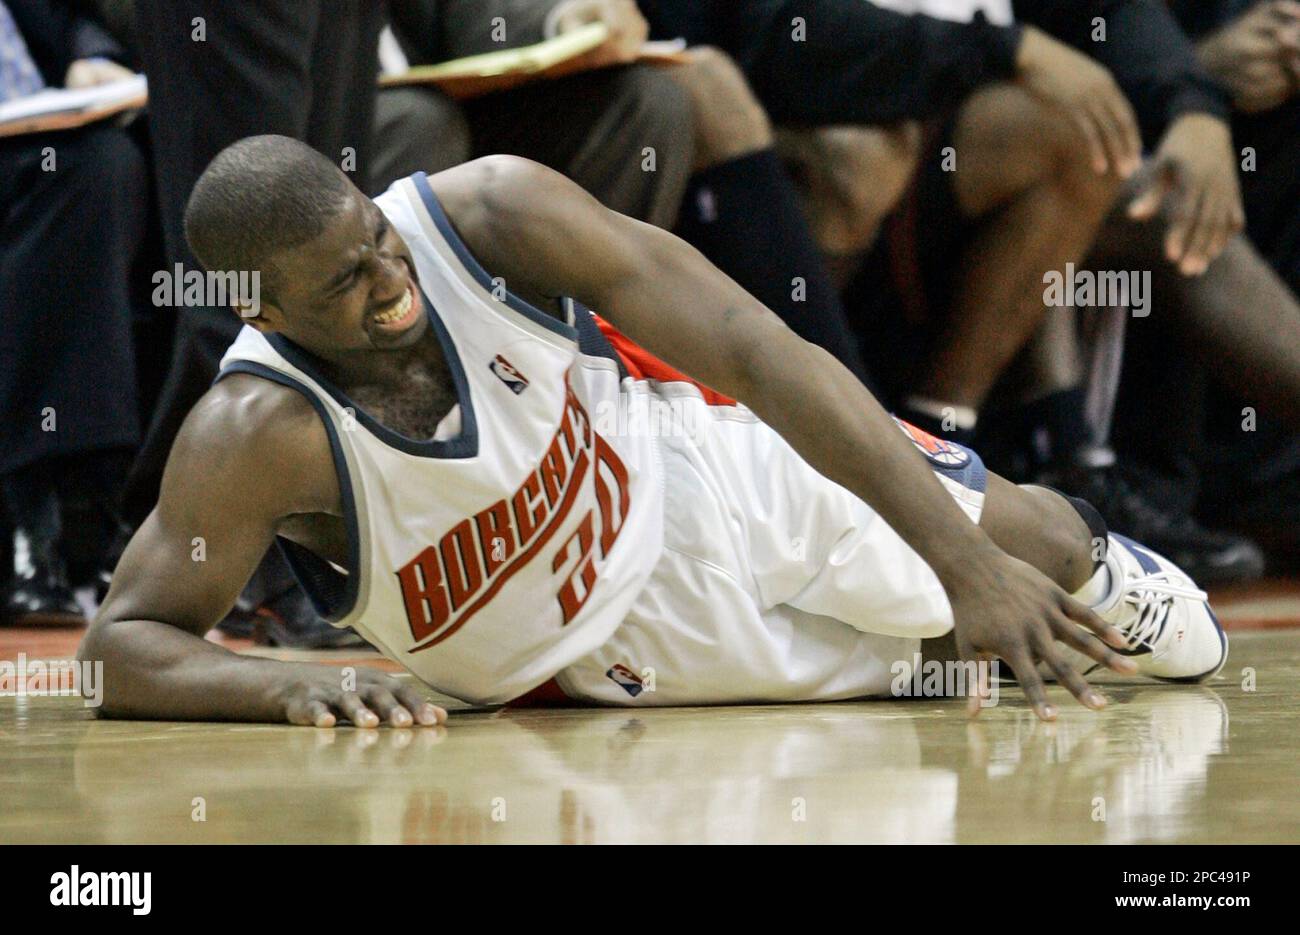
{"left": 673, "top": 46, "right": 772, "bottom": 163}
{"left": 825, "top": 124, "right": 921, "bottom": 244}
{"left": 1040, "top": 110, "right": 1124, "bottom": 208}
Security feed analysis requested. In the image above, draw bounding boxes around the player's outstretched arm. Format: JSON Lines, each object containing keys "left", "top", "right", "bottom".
{"left": 77, "top": 378, "right": 446, "bottom": 728}
{"left": 436, "top": 156, "right": 1132, "bottom": 720}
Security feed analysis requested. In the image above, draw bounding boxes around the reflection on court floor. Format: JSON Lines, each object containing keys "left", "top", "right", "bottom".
{"left": 2, "top": 629, "right": 1294, "bottom": 844}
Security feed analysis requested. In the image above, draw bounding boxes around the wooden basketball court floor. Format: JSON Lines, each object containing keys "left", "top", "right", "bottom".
{"left": 3, "top": 580, "right": 1299, "bottom": 844}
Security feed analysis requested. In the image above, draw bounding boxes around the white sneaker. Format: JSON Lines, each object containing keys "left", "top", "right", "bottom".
{"left": 1093, "top": 534, "right": 1228, "bottom": 682}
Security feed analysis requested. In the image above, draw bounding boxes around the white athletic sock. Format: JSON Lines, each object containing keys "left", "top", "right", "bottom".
{"left": 1073, "top": 561, "right": 1112, "bottom": 608}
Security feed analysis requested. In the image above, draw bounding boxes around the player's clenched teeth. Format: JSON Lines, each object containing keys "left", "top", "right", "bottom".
{"left": 371, "top": 284, "right": 417, "bottom": 329}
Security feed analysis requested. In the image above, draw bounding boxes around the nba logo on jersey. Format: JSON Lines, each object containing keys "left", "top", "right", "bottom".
{"left": 489, "top": 354, "right": 529, "bottom": 394}
{"left": 606, "top": 663, "right": 645, "bottom": 697}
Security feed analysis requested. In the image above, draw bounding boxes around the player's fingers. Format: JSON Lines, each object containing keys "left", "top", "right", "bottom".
{"left": 393, "top": 684, "right": 447, "bottom": 726}
{"left": 1057, "top": 593, "right": 1129, "bottom": 651}
{"left": 1013, "top": 649, "right": 1057, "bottom": 721}
{"left": 1034, "top": 629, "right": 1107, "bottom": 710}
{"left": 1051, "top": 611, "right": 1139, "bottom": 675}
{"left": 1047, "top": 653, "right": 1107, "bottom": 710}
{"left": 966, "top": 652, "right": 992, "bottom": 718}
{"left": 287, "top": 696, "right": 336, "bottom": 728}
{"left": 1111, "top": 93, "right": 1143, "bottom": 177}
{"left": 334, "top": 692, "right": 381, "bottom": 729}
{"left": 364, "top": 687, "right": 413, "bottom": 727}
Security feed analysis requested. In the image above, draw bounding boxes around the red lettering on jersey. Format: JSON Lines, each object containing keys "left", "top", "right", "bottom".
{"left": 402, "top": 368, "right": 630, "bottom": 652}
{"left": 553, "top": 510, "right": 597, "bottom": 624}
{"left": 440, "top": 518, "right": 482, "bottom": 610}
{"left": 396, "top": 546, "right": 451, "bottom": 641}
{"left": 538, "top": 435, "right": 568, "bottom": 507}
{"left": 593, "top": 434, "right": 631, "bottom": 558}
{"left": 474, "top": 499, "right": 516, "bottom": 577}
{"left": 512, "top": 473, "right": 546, "bottom": 542}
{"left": 412, "top": 448, "right": 590, "bottom": 650}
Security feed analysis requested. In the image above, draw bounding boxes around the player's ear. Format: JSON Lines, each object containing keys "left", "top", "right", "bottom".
{"left": 233, "top": 299, "right": 284, "bottom": 333}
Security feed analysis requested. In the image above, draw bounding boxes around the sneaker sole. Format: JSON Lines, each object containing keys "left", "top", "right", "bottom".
{"left": 1151, "top": 606, "right": 1229, "bottom": 684}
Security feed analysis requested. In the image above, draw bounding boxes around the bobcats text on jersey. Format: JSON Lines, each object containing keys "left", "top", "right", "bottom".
{"left": 397, "top": 373, "right": 632, "bottom": 649}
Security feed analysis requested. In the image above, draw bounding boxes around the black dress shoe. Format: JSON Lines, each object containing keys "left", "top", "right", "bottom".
{"left": 5, "top": 526, "right": 86, "bottom": 627}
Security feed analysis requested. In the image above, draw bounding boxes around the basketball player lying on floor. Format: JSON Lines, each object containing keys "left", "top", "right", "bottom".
{"left": 79, "top": 136, "right": 1226, "bottom": 728}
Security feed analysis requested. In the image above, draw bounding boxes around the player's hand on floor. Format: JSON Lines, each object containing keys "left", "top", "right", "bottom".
{"left": 274, "top": 666, "right": 448, "bottom": 728}
{"left": 947, "top": 551, "right": 1138, "bottom": 721}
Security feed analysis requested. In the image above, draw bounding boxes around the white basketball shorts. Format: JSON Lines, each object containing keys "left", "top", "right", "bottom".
{"left": 556, "top": 391, "right": 987, "bottom": 706}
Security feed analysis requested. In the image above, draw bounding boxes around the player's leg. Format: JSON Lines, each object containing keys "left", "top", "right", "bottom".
{"left": 782, "top": 418, "right": 1227, "bottom": 682}
{"left": 977, "top": 467, "right": 1226, "bottom": 682}
{"left": 977, "top": 475, "right": 1097, "bottom": 593}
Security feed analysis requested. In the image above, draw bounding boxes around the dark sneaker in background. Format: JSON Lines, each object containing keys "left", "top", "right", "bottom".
{"left": 1038, "top": 463, "right": 1266, "bottom": 586}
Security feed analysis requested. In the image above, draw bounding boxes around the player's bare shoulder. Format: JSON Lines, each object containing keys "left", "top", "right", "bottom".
{"left": 162, "top": 374, "right": 341, "bottom": 521}
{"left": 423, "top": 154, "right": 582, "bottom": 260}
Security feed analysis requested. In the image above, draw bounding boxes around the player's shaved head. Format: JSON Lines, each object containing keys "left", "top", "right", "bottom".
{"left": 184, "top": 135, "right": 356, "bottom": 297}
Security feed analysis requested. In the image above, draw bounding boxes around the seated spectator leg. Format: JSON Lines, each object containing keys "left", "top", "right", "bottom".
{"left": 1145, "top": 234, "right": 1300, "bottom": 428}
{"left": 0, "top": 127, "right": 146, "bottom": 623}
{"left": 1088, "top": 201, "right": 1300, "bottom": 432}
{"left": 664, "top": 47, "right": 875, "bottom": 387}
{"left": 909, "top": 84, "right": 1122, "bottom": 428}
{"left": 370, "top": 86, "right": 472, "bottom": 192}
{"left": 777, "top": 122, "right": 922, "bottom": 285}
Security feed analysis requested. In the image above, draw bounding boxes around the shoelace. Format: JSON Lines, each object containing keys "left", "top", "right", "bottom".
{"left": 1117, "top": 571, "right": 1209, "bottom": 651}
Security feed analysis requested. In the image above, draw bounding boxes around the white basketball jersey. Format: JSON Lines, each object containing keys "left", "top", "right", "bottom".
{"left": 218, "top": 173, "right": 664, "bottom": 704}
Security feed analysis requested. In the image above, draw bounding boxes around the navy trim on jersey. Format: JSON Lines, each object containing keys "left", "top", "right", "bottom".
{"left": 567, "top": 297, "right": 629, "bottom": 381}
{"left": 264, "top": 287, "right": 480, "bottom": 459}
{"left": 411, "top": 171, "right": 578, "bottom": 341}
{"left": 214, "top": 362, "right": 362, "bottom": 623}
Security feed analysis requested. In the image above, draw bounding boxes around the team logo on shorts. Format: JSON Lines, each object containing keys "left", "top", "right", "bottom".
{"left": 606, "top": 663, "right": 645, "bottom": 697}
{"left": 489, "top": 354, "right": 529, "bottom": 394}
{"left": 895, "top": 417, "right": 971, "bottom": 468}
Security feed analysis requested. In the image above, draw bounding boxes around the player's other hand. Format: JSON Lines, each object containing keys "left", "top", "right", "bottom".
{"left": 947, "top": 549, "right": 1137, "bottom": 721}
{"left": 272, "top": 665, "right": 448, "bottom": 728}
{"left": 1015, "top": 26, "right": 1142, "bottom": 179}
{"left": 551, "top": 0, "right": 649, "bottom": 65}
{"left": 64, "top": 57, "right": 135, "bottom": 89}
{"left": 1127, "top": 113, "right": 1244, "bottom": 276}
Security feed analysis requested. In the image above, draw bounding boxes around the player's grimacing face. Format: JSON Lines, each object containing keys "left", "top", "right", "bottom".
{"left": 261, "top": 191, "right": 428, "bottom": 356}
